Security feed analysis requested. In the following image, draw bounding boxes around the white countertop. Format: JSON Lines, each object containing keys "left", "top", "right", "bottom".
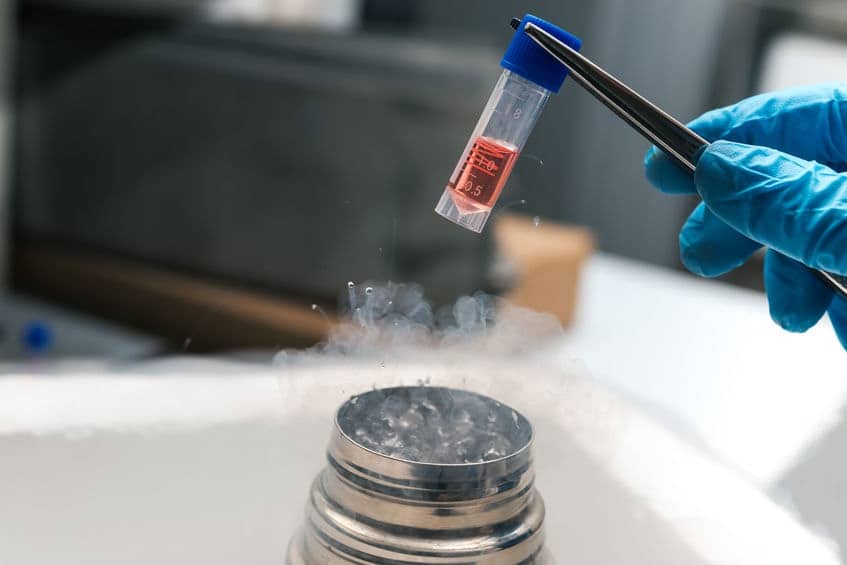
{"left": 1, "top": 358, "right": 839, "bottom": 565}
{"left": 554, "top": 253, "right": 846, "bottom": 485}
{"left": 2, "top": 255, "right": 845, "bottom": 563}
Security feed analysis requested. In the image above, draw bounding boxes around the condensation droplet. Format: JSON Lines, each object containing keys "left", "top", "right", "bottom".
{"left": 347, "top": 281, "right": 357, "bottom": 310}
{"left": 521, "top": 153, "right": 545, "bottom": 167}
{"left": 365, "top": 287, "right": 374, "bottom": 295}
{"left": 311, "top": 303, "right": 329, "bottom": 320}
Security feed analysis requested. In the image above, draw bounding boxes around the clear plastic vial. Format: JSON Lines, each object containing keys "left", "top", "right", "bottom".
{"left": 435, "top": 71, "right": 552, "bottom": 232}
{"left": 435, "top": 14, "right": 582, "bottom": 233}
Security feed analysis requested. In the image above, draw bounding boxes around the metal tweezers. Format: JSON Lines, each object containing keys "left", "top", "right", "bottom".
{"left": 514, "top": 17, "right": 847, "bottom": 297}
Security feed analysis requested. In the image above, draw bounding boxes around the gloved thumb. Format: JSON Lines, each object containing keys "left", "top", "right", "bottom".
{"left": 695, "top": 140, "right": 847, "bottom": 274}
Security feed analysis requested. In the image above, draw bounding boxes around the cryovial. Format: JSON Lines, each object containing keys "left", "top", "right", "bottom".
{"left": 435, "top": 14, "right": 582, "bottom": 233}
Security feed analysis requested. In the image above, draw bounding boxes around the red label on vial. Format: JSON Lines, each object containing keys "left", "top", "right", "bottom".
{"left": 450, "top": 136, "right": 519, "bottom": 210}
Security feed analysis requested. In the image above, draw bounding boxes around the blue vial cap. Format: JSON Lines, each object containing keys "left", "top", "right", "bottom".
{"left": 501, "top": 14, "right": 582, "bottom": 93}
{"left": 23, "top": 321, "right": 53, "bottom": 355}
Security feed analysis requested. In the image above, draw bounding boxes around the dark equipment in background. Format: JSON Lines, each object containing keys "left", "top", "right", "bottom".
{"left": 13, "top": 3, "right": 500, "bottom": 349}
{"left": 11, "top": 0, "right": 847, "bottom": 349}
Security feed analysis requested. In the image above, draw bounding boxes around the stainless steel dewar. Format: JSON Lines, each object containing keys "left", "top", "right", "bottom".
{"left": 286, "top": 386, "right": 553, "bottom": 564}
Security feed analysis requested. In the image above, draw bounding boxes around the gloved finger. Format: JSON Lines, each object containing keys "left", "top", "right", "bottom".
{"left": 764, "top": 250, "right": 833, "bottom": 333}
{"left": 685, "top": 83, "right": 847, "bottom": 169}
{"left": 827, "top": 297, "right": 847, "bottom": 351}
{"left": 645, "top": 146, "right": 697, "bottom": 194}
{"left": 696, "top": 140, "right": 847, "bottom": 274}
{"left": 645, "top": 84, "right": 847, "bottom": 196}
{"left": 678, "top": 203, "right": 762, "bottom": 277}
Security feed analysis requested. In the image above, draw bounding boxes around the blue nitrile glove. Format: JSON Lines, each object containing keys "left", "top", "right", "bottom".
{"left": 643, "top": 83, "right": 847, "bottom": 349}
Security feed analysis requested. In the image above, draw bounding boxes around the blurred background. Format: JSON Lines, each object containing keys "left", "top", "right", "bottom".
{"left": 2, "top": 0, "right": 847, "bottom": 357}
{"left": 3, "top": 0, "right": 847, "bottom": 562}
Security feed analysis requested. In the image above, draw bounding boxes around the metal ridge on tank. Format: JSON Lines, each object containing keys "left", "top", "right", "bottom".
{"left": 286, "top": 385, "right": 554, "bottom": 564}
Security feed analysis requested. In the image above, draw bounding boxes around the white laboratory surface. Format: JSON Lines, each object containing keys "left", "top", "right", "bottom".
{"left": 0, "top": 359, "right": 840, "bottom": 565}
{"left": 1, "top": 254, "right": 845, "bottom": 564}
{"left": 557, "top": 254, "right": 846, "bottom": 486}
{"left": 759, "top": 33, "right": 847, "bottom": 92}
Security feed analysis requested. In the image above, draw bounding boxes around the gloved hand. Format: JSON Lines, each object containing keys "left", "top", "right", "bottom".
{"left": 643, "top": 83, "right": 847, "bottom": 349}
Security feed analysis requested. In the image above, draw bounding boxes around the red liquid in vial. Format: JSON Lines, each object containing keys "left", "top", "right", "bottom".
{"left": 449, "top": 136, "right": 519, "bottom": 212}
